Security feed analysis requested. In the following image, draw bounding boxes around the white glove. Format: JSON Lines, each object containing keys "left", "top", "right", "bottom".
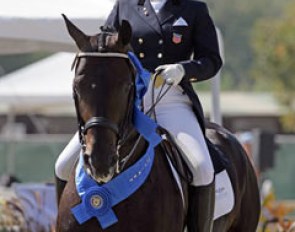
{"left": 155, "top": 64, "right": 185, "bottom": 86}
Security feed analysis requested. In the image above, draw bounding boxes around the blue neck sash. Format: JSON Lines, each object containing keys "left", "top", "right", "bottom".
{"left": 71, "top": 52, "right": 161, "bottom": 229}
{"left": 127, "top": 51, "right": 151, "bottom": 108}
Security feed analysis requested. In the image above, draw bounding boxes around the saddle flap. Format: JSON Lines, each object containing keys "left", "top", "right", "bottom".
{"left": 158, "top": 127, "right": 193, "bottom": 184}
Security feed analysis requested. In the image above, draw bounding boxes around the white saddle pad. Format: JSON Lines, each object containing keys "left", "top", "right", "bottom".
{"left": 163, "top": 134, "right": 235, "bottom": 219}
{"left": 167, "top": 153, "right": 235, "bottom": 220}
{"left": 214, "top": 170, "right": 235, "bottom": 220}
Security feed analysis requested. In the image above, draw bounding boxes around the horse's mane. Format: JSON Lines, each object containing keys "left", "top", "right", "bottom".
{"left": 91, "top": 26, "right": 117, "bottom": 52}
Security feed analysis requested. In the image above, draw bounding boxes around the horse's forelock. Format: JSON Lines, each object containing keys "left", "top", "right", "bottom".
{"left": 96, "top": 25, "right": 132, "bottom": 53}
{"left": 92, "top": 26, "right": 118, "bottom": 52}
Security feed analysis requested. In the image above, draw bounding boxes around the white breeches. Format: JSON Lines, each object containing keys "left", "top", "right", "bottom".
{"left": 55, "top": 132, "right": 80, "bottom": 181}
{"left": 143, "top": 83, "right": 214, "bottom": 186}
{"left": 55, "top": 83, "right": 214, "bottom": 186}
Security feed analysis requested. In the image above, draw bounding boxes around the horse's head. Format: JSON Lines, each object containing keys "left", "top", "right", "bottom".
{"left": 63, "top": 15, "right": 135, "bottom": 183}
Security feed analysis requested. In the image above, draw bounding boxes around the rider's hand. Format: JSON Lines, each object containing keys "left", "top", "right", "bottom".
{"left": 155, "top": 64, "right": 185, "bottom": 86}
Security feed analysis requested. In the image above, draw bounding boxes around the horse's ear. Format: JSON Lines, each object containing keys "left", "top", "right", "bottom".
{"left": 62, "top": 14, "right": 91, "bottom": 51}
{"left": 118, "top": 20, "right": 132, "bottom": 46}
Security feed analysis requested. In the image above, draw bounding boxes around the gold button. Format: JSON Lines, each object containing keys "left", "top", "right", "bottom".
{"left": 158, "top": 39, "right": 163, "bottom": 45}
{"left": 157, "top": 53, "right": 163, "bottom": 59}
{"left": 143, "top": 8, "right": 149, "bottom": 16}
{"left": 138, "top": 38, "right": 144, "bottom": 44}
{"left": 139, "top": 53, "right": 145, "bottom": 58}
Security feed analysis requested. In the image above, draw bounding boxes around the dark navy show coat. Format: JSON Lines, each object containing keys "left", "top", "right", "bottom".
{"left": 105, "top": 0, "right": 222, "bottom": 133}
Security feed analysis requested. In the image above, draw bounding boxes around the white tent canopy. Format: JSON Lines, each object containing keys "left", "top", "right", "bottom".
{"left": 0, "top": 0, "right": 115, "bottom": 54}
{"left": 0, "top": 53, "right": 75, "bottom": 114}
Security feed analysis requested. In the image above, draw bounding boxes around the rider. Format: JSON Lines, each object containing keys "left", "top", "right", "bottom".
{"left": 55, "top": 0, "right": 222, "bottom": 231}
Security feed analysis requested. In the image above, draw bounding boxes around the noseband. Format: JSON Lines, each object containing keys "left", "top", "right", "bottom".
{"left": 73, "top": 52, "right": 133, "bottom": 148}
{"left": 83, "top": 117, "right": 119, "bottom": 135}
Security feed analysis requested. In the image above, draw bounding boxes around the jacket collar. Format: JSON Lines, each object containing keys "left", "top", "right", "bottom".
{"left": 134, "top": 0, "right": 185, "bottom": 35}
{"left": 134, "top": 0, "right": 162, "bottom": 35}
{"left": 137, "top": 0, "right": 181, "bottom": 6}
{"left": 157, "top": 0, "right": 184, "bottom": 25}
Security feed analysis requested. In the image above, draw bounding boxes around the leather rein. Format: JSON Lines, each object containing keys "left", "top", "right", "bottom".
{"left": 72, "top": 51, "right": 174, "bottom": 173}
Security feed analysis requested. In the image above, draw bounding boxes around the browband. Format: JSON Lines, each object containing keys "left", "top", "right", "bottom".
{"left": 72, "top": 52, "right": 129, "bottom": 70}
{"left": 77, "top": 52, "right": 129, "bottom": 59}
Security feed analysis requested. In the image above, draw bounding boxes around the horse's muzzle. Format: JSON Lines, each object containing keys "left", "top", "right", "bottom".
{"left": 83, "top": 153, "right": 117, "bottom": 184}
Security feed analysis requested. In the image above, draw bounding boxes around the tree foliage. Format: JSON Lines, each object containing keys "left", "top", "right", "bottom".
{"left": 251, "top": 2, "right": 295, "bottom": 131}
{"left": 205, "top": 0, "right": 291, "bottom": 90}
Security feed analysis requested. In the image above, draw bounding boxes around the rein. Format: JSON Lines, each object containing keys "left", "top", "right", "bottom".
{"left": 72, "top": 51, "right": 173, "bottom": 171}
{"left": 71, "top": 51, "right": 189, "bottom": 228}
{"left": 71, "top": 51, "right": 166, "bottom": 229}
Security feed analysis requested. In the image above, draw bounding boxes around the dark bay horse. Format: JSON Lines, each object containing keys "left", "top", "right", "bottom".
{"left": 56, "top": 15, "right": 260, "bottom": 232}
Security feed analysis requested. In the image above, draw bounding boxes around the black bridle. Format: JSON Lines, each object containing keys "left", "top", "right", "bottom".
{"left": 72, "top": 52, "right": 135, "bottom": 151}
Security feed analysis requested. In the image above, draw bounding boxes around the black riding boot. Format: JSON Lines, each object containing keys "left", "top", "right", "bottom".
{"left": 187, "top": 179, "right": 215, "bottom": 232}
{"left": 55, "top": 174, "right": 67, "bottom": 207}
